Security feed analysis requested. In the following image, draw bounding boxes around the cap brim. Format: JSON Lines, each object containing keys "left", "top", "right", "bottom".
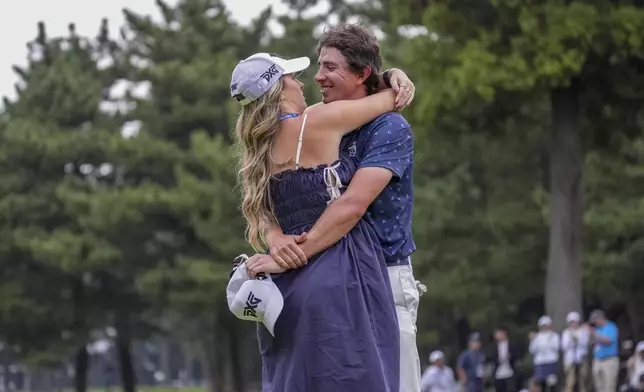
{"left": 262, "top": 287, "right": 284, "bottom": 337}
{"left": 283, "top": 57, "right": 310, "bottom": 75}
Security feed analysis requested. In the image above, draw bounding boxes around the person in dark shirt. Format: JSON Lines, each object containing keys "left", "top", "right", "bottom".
{"left": 490, "top": 326, "right": 523, "bottom": 392}
{"left": 458, "top": 333, "right": 486, "bottom": 392}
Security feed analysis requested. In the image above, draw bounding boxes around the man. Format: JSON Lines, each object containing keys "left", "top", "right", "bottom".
{"left": 561, "top": 311, "right": 591, "bottom": 392}
{"left": 248, "top": 24, "right": 423, "bottom": 391}
{"left": 490, "top": 326, "right": 521, "bottom": 392}
{"left": 590, "top": 309, "right": 620, "bottom": 392}
{"left": 529, "top": 316, "right": 560, "bottom": 392}
{"left": 457, "top": 333, "right": 486, "bottom": 392}
{"left": 421, "top": 350, "right": 457, "bottom": 392}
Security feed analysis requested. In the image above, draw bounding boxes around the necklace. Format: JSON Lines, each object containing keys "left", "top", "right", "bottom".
{"left": 279, "top": 113, "right": 299, "bottom": 121}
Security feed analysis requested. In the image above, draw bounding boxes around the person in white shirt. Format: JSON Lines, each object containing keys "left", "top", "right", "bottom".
{"left": 421, "top": 350, "right": 457, "bottom": 392}
{"left": 529, "top": 316, "right": 560, "bottom": 392}
{"left": 626, "top": 342, "right": 644, "bottom": 392}
{"left": 561, "top": 311, "right": 591, "bottom": 392}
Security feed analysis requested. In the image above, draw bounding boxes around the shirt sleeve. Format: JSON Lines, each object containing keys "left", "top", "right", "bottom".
{"left": 550, "top": 332, "right": 561, "bottom": 351}
{"left": 358, "top": 113, "right": 413, "bottom": 179}
{"left": 597, "top": 324, "right": 617, "bottom": 345}
{"left": 420, "top": 368, "right": 435, "bottom": 392}
{"left": 457, "top": 352, "right": 468, "bottom": 370}
{"left": 529, "top": 337, "right": 539, "bottom": 354}
{"left": 607, "top": 324, "right": 618, "bottom": 344}
{"left": 561, "top": 330, "right": 570, "bottom": 350}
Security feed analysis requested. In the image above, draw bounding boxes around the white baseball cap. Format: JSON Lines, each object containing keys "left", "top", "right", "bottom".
{"left": 230, "top": 53, "right": 310, "bottom": 106}
{"left": 636, "top": 341, "right": 644, "bottom": 353}
{"left": 566, "top": 311, "right": 581, "bottom": 323}
{"left": 538, "top": 315, "right": 552, "bottom": 327}
{"left": 429, "top": 350, "right": 444, "bottom": 363}
{"left": 226, "top": 255, "right": 284, "bottom": 336}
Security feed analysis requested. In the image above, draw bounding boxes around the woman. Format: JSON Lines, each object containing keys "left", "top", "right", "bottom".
{"left": 230, "top": 52, "right": 410, "bottom": 391}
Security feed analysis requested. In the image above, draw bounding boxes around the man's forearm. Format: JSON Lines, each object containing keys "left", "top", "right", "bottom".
{"left": 298, "top": 197, "right": 364, "bottom": 259}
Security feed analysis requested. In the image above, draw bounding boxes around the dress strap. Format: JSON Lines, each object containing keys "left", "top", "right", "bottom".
{"left": 294, "top": 113, "right": 307, "bottom": 169}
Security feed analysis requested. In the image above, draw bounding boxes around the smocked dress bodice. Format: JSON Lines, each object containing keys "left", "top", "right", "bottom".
{"left": 269, "top": 156, "right": 357, "bottom": 235}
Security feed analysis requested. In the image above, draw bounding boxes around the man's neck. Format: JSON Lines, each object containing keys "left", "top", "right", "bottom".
{"left": 343, "top": 88, "right": 368, "bottom": 101}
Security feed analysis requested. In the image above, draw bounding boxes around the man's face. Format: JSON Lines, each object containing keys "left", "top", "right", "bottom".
{"left": 314, "top": 46, "right": 368, "bottom": 103}
{"left": 494, "top": 330, "right": 507, "bottom": 341}
{"left": 469, "top": 340, "right": 481, "bottom": 351}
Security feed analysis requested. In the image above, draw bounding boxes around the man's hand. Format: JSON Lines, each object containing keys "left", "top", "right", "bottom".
{"left": 388, "top": 68, "right": 416, "bottom": 111}
{"left": 267, "top": 232, "right": 308, "bottom": 269}
{"left": 246, "top": 254, "right": 287, "bottom": 277}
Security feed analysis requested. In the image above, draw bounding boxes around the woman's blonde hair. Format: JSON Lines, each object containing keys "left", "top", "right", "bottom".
{"left": 233, "top": 79, "right": 284, "bottom": 251}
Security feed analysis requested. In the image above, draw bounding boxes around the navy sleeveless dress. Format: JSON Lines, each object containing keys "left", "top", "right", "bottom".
{"left": 258, "top": 156, "right": 400, "bottom": 392}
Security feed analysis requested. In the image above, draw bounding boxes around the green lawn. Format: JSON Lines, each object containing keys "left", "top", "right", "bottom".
{"left": 59, "top": 388, "right": 207, "bottom": 392}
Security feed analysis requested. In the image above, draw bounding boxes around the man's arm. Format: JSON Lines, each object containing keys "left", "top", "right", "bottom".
{"left": 596, "top": 324, "right": 617, "bottom": 345}
{"left": 298, "top": 167, "right": 392, "bottom": 258}
{"left": 300, "top": 117, "right": 413, "bottom": 258}
{"left": 456, "top": 354, "right": 468, "bottom": 385}
{"left": 261, "top": 218, "right": 307, "bottom": 269}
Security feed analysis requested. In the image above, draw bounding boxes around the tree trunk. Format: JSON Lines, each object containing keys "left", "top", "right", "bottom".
{"left": 202, "top": 335, "right": 223, "bottom": 392}
{"left": 545, "top": 80, "right": 583, "bottom": 331}
{"left": 116, "top": 314, "right": 136, "bottom": 392}
{"left": 74, "top": 345, "right": 89, "bottom": 392}
{"left": 228, "top": 319, "right": 245, "bottom": 392}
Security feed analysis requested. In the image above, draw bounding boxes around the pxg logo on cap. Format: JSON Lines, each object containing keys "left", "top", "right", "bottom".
{"left": 226, "top": 255, "right": 284, "bottom": 336}
{"left": 230, "top": 53, "right": 310, "bottom": 106}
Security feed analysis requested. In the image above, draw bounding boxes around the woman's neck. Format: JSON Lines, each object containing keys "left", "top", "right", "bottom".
{"left": 280, "top": 101, "right": 301, "bottom": 115}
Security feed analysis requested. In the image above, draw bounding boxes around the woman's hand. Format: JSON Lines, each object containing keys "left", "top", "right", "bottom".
{"left": 246, "top": 254, "right": 287, "bottom": 278}
{"left": 388, "top": 68, "right": 416, "bottom": 110}
{"left": 267, "top": 232, "right": 308, "bottom": 269}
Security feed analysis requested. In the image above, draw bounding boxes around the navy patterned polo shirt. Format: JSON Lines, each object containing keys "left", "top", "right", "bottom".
{"left": 340, "top": 112, "right": 416, "bottom": 263}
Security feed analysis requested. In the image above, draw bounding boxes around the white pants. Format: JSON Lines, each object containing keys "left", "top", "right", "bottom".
{"left": 389, "top": 264, "right": 422, "bottom": 392}
{"left": 592, "top": 356, "right": 619, "bottom": 392}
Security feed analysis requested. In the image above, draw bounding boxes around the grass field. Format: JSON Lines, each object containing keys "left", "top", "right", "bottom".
{"left": 58, "top": 388, "right": 207, "bottom": 392}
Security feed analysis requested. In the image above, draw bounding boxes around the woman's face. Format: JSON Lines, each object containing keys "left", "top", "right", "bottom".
{"left": 281, "top": 74, "right": 306, "bottom": 112}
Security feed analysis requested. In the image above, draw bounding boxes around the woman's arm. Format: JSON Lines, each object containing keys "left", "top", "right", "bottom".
{"left": 304, "top": 68, "right": 415, "bottom": 112}
{"left": 305, "top": 89, "right": 396, "bottom": 136}
{"left": 561, "top": 330, "right": 572, "bottom": 351}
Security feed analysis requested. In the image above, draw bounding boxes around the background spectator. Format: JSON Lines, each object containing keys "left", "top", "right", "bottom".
{"left": 562, "top": 311, "right": 591, "bottom": 392}
{"left": 626, "top": 342, "right": 644, "bottom": 392}
{"left": 421, "top": 350, "right": 457, "bottom": 392}
{"left": 490, "top": 325, "right": 522, "bottom": 392}
{"left": 529, "top": 316, "right": 560, "bottom": 392}
{"left": 590, "top": 309, "right": 620, "bottom": 392}
{"left": 458, "top": 333, "right": 486, "bottom": 392}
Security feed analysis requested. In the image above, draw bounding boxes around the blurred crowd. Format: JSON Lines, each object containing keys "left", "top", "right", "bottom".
{"left": 420, "top": 310, "right": 644, "bottom": 392}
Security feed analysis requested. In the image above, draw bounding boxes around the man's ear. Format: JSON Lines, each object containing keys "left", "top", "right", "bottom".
{"left": 355, "top": 66, "right": 372, "bottom": 85}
